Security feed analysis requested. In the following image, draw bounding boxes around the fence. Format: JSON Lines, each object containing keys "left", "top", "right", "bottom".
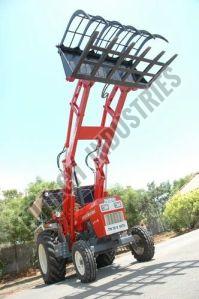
{"left": 0, "top": 243, "right": 36, "bottom": 277}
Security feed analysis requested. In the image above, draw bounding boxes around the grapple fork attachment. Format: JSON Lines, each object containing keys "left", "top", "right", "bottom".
{"left": 57, "top": 10, "right": 177, "bottom": 88}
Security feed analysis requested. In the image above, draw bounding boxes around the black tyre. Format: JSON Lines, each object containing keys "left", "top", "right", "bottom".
{"left": 131, "top": 226, "right": 155, "bottom": 262}
{"left": 72, "top": 240, "right": 96, "bottom": 283}
{"left": 37, "top": 231, "right": 67, "bottom": 284}
{"left": 96, "top": 250, "right": 115, "bottom": 268}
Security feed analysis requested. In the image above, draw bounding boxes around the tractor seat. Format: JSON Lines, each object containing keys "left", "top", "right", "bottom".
{"left": 73, "top": 185, "right": 94, "bottom": 206}
{"left": 42, "top": 189, "right": 63, "bottom": 208}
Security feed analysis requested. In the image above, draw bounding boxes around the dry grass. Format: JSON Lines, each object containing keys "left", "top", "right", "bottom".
{"left": 153, "top": 231, "right": 178, "bottom": 244}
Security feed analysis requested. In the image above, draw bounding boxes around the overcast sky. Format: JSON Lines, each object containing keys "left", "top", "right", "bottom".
{"left": 0, "top": 0, "right": 199, "bottom": 191}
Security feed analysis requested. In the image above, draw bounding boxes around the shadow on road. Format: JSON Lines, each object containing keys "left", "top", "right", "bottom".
{"left": 34, "top": 259, "right": 199, "bottom": 298}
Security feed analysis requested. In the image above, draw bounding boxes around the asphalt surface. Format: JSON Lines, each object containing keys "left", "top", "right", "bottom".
{"left": 4, "top": 229, "right": 199, "bottom": 299}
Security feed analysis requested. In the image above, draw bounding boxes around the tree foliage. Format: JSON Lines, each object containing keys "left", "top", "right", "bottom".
{"left": 0, "top": 173, "right": 196, "bottom": 245}
{"left": 108, "top": 174, "right": 194, "bottom": 232}
{"left": 108, "top": 182, "right": 171, "bottom": 231}
{"left": 2, "top": 189, "right": 22, "bottom": 201}
{"left": 163, "top": 189, "right": 199, "bottom": 231}
{"left": 0, "top": 178, "right": 60, "bottom": 245}
{"left": 171, "top": 174, "right": 193, "bottom": 196}
{"left": 0, "top": 193, "right": 32, "bottom": 245}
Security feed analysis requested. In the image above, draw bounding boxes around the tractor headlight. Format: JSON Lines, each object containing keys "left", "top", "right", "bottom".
{"left": 100, "top": 203, "right": 109, "bottom": 212}
{"left": 114, "top": 201, "right": 122, "bottom": 209}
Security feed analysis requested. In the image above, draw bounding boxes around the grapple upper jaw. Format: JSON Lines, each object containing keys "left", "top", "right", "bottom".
{"left": 57, "top": 10, "right": 177, "bottom": 88}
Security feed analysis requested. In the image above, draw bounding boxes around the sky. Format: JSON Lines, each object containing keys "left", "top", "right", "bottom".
{"left": 0, "top": 0, "right": 199, "bottom": 192}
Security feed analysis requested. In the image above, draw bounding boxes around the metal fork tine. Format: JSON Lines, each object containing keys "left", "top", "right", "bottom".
{"left": 148, "top": 54, "right": 178, "bottom": 86}
{"left": 107, "top": 42, "right": 136, "bottom": 80}
{"left": 91, "top": 36, "right": 118, "bottom": 76}
{"left": 72, "top": 31, "right": 99, "bottom": 77}
{"left": 136, "top": 51, "right": 165, "bottom": 83}
{"left": 121, "top": 46, "right": 151, "bottom": 81}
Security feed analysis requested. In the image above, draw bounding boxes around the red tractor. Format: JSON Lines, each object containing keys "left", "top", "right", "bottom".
{"left": 30, "top": 10, "right": 177, "bottom": 284}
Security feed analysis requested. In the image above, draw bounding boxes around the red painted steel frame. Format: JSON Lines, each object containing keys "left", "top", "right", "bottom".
{"left": 61, "top": 79, "right": 136, "bottom": 244}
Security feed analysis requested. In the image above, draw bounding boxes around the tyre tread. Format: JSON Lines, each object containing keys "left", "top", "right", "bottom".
{"left": 72, "top": 240, "right": 96, "bottom": 283}
{"left": 131, "top": 226, "right": 155, "bottom": 262}
{"left": 37, "top": 231, "right": 67, "bottom": 284}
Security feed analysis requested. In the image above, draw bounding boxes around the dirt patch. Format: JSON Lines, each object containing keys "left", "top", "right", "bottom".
{"left": 0, "top": 268, "right": 39, "bottom": 285}
{"left": 153, "top": 231, "right": 178, "bottom": 243}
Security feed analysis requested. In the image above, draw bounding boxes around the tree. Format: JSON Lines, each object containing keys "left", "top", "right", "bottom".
{"left": 0, "top": 196, "right": 33, "bottom": 245}
{"left": 25, "top": 177, "right": 60, "bottom": 205}
{"left": 147, "top": 181, "right": 172, "bottom": 211}
{"left": 164, "top": 189, "right": 199, "bottom": 231}
{"left": 2, "top": 189, "right": 22, "bottom": 201}
{"left": 0, "top": 178, "right": 60, "bottom": 246}
{"left": 171, "top": 174, "right": 193, "bottom": 195}
{"left": 134, "top": 182, "right": 172, "bottom": 233}
{"left": 109, "top": 182, "right": 172, "bottom": 232}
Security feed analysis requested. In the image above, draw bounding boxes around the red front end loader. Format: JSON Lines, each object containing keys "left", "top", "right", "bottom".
{"left": 30, "top": 10, "right": 177, "bottom": 283}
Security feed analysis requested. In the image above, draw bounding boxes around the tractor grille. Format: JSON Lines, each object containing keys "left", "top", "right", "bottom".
{"left": 104, "top": 211, "right": 124, "bottom": 226}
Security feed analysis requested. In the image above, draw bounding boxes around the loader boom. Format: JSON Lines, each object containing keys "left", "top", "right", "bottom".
{"left": 62, "top": 80, "right": 135, "bottom": 243}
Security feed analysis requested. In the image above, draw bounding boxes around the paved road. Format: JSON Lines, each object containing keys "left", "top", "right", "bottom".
{"left": 5, "top": 229, "right": 199, "bottom": 299}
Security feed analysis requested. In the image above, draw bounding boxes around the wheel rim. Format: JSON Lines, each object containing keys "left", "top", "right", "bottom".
{"left": 38, "top": 244, "right": 48, "bottom": 274}
{"left": 75, "top": 251, "right": 85, "bottom": 276}
{"left": 133, "top": 234, "right": 144, "bottom": 255}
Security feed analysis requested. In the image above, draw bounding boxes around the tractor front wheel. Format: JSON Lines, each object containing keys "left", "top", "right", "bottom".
{"left": 37, "top": 231, "right": 67, "bottom": 284}
{"left": 130, "top": 226, "right": 155, "bottom": 262}
{"left": 72, "top": 240, "right": 96, "bottom": 283}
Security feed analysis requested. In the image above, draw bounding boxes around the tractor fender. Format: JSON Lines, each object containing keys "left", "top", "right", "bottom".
{"left": 34, "top": 223, "right": 60, "bottom": 243}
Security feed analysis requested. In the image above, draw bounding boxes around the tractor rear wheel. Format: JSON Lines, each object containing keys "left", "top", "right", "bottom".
{"left": 96, "top": 250, "right": 115, "bottom": 268}
{"left": 37, "top": 231, "right": 67, "bottom": 284}
{"left": 130, "top": 226, "right": 155, "bottom": 262}
{"left": 72, "top": 240, "right": 96, "bottom": 283}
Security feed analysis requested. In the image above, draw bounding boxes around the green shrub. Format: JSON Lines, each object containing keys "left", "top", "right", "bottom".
{"left": 163, "top": 189, "right": 199, "bottom": 231}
